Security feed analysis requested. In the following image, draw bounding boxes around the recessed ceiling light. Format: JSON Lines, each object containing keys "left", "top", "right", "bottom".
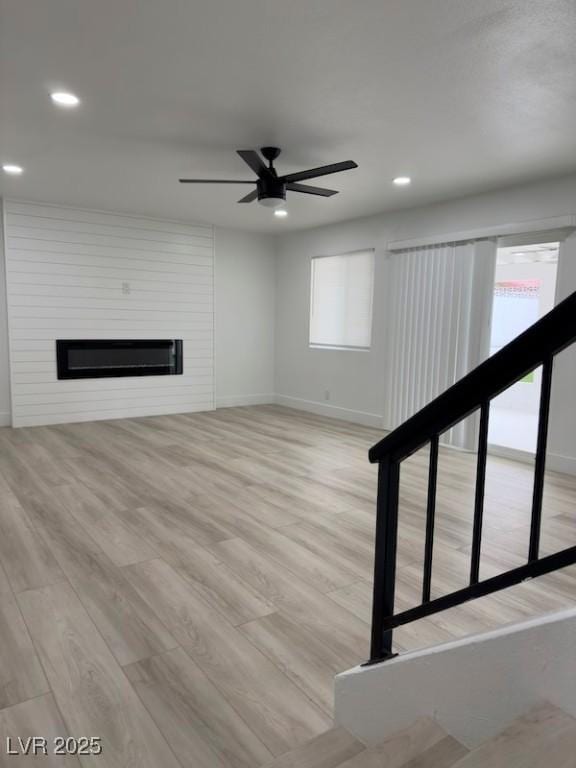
{"left": 2, "top": 164, "right": 24, "bottom": 175}
{"left": 51, "top": 91, "right": 80, "bottom": 107}
{"left": 393, "top": 176, "right": 411, "bottom": 186}
{"left": 274, "top": 209, "right": 288, "bottom": 218}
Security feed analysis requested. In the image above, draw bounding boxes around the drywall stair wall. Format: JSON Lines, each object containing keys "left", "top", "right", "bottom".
{"left": 335, "top": 607, "right": 576, "bottom": 749}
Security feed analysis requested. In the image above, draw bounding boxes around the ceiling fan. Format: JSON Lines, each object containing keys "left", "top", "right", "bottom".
{"left": 179, "top": 147, "right": 358, "bottom": 208}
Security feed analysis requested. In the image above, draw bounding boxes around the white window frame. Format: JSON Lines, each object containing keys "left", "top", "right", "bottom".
{"left": 309, "top": 249, "right": 375, "bottom": 351}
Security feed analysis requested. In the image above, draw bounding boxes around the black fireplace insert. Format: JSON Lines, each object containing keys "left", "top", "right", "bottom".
{"left": 56, "top": 339, "right": 183, "bottom": 379}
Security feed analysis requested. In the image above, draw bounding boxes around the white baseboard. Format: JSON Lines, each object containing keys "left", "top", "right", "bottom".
{"left": 488, "top": 443, "right": 535, "bottom": 465}
{"left": 547, "top": 451, "right": 576, "bottom": 476}
{"left": 275, "top": 394, "right": 384, "bottom": 428}
{"left": 488, "top": 443, "right": 576, "bottom": 476}
{"left": 216, "top": 393, "right": 275, "bottom": 408}
{"left": 0, "top": 411, "right": 11, "bottom": 427}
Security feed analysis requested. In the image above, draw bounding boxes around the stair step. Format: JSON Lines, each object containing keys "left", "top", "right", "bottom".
{"left": 453, "top": 703, "right": 576, "bottom": 767}
{"left": 259, "top": 703, "right": 575, "bottom": 768}
{"left": 402, "top": 737, "right": 468, "bottom": 768}
{"left": 261, "top": 726, "right": 365, "bottom": 768}
{"left": 339, "top": 717, "right": 451, "bottom": 768}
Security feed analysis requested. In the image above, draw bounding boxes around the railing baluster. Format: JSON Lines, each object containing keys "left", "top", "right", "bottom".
{"left": 470, "top": 402, "right": 490, "bottom": 585}
{"left": 368, "top": 457, "right": 401, "bottom": 664}
{"left": 422, "top": 435, "right": 439, "bottom": 603}
{"left": 529, "top": 356, "right": 553, "bottom": 562}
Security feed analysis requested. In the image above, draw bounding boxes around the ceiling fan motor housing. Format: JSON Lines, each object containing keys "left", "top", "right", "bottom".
{"left": 257, "top": 177, "right": 286, "bottom": 207}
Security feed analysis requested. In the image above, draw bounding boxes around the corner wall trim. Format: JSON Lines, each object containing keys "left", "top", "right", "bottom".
{"left": 275, "top": 394, "right": 384, "bottom": 428}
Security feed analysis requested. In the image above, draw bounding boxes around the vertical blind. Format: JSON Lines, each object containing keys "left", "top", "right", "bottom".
{"left": 309, "top": 249, "right": 375, "bottom": 348}
{"left": 385, "top": 240, "right": 496, "bottom": 448}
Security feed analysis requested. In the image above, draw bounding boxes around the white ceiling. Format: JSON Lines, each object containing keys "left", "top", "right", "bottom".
{"left": 1, "top": 0, "right": 576, "bottom": 233}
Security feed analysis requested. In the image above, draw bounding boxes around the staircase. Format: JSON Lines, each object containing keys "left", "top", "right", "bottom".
{"left": 366, "top": 290, "right": 576, "bottom": 664}
{"left": 262, "top": 703, "right": 575, "bottom": 768}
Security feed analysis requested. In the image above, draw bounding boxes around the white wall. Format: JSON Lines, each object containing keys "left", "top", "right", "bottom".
{"left": 335, "top": 608, "right": 576, "bottom": 750}
{"left": 0, "top": 206, "right": 10, "bottom": 426}
{"left": 275, "top": 216, "right": 389, "bottom": 426}
{"left": 275, "top": 174, "right": 576, "bottom": 469}
{"left": 215, "top": 227, "right": 276, "bottom": 407}
{"left": 548, "top": 238, "right": 576, "bottom": 474}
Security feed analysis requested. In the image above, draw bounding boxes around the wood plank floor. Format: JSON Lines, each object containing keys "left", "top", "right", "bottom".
{"left": 0, "top": 404, "right": 575, "bottom": 765}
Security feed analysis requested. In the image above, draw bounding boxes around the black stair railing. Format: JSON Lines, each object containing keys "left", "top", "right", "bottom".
{"left": 366, "top": 290, "right": 576, "bottom": 665}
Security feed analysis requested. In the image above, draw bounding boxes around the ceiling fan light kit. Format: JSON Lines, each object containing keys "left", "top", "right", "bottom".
{"left": 179, "top": 146, "right": 358, "bottom": 210}
{"left": 259, "top": 195, "right": 285, "bottom": 208}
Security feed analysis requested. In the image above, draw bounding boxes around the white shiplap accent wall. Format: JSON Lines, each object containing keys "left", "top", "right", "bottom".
{"left": 3, "top": 200, "right": 214, "bottom": 427}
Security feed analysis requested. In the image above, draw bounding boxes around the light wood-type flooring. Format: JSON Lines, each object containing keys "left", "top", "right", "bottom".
{"left": 0, "top": 405, "right": 574, "bottom": 766}
{"left": 261, "top": 703, "right": 576, "bottom": 768}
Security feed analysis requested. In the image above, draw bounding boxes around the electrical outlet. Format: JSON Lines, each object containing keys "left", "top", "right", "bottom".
{"left": 122, "top": 281, "right": 131, "bottom": 295}
{"left": 324, "top": 389, "right": 330, "bottom": 401}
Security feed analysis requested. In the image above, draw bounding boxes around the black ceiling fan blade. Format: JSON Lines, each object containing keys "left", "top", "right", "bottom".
{"left": 237, "top": 150, "right": 270, "bottom": 177}
{"left": 280, "top": 160, "right": 358, "bottom": 184}
{"left": 179, "top": 179, "right": 255, "bottom": 184}
{"left": 286, "top": 182, "right": 338, "bottom": 197}
{"left": 238, "top": 189, "right": 259, "bottom": 203}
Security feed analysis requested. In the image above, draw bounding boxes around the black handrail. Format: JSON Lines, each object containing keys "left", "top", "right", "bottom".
{"left": 366, "top": 290, "right": 576, "bottom": 665}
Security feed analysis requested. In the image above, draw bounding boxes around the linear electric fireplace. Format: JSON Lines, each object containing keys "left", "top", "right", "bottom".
{"left": 56, "top": 339, "right": 183, "bottom": 379}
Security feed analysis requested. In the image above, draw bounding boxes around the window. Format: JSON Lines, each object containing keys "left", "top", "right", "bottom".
{"left": 487, "top": 242, "right": 559, "bottom": 453}
{"left": 309, "top": 249, "right": 375, "bottom": 349}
